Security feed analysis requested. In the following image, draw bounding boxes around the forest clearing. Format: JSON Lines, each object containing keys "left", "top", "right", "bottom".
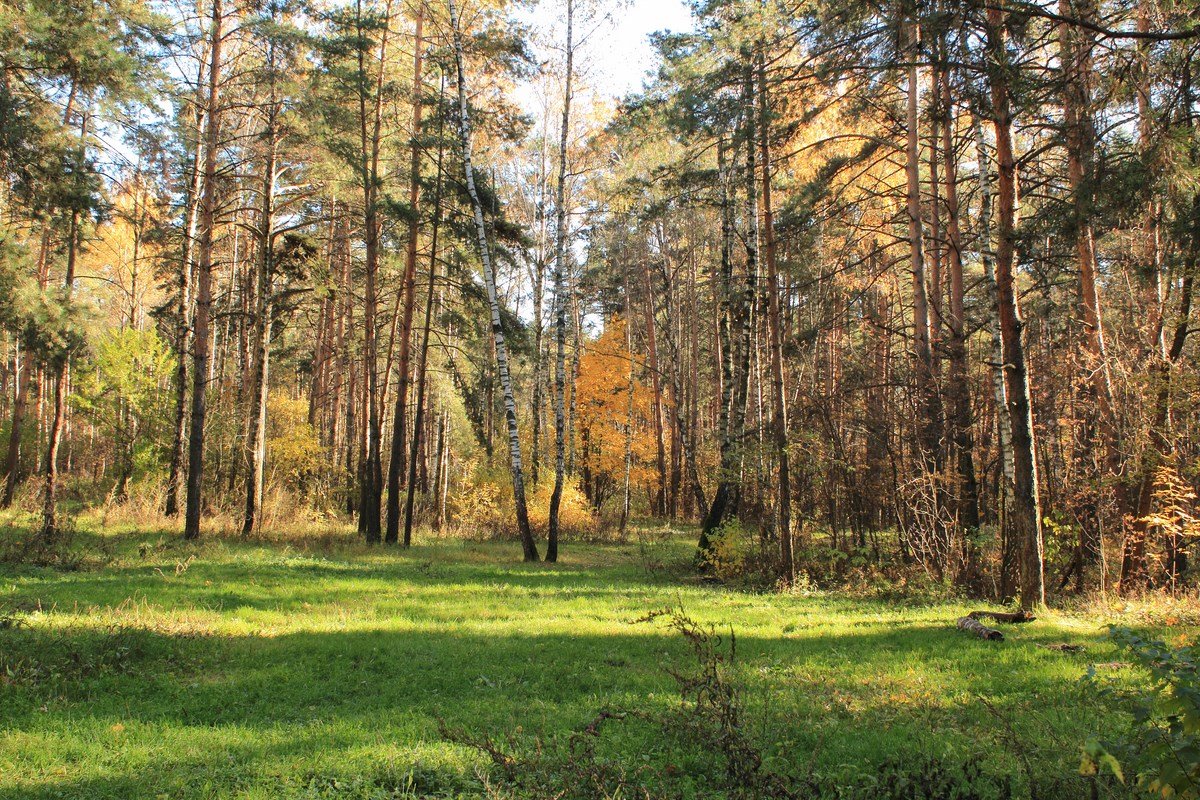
{"left": 0, "top": 525, "right": 1178, "bottom": 799}
{"left": 3, "top": 0, "right": 1200, "bottom": 794}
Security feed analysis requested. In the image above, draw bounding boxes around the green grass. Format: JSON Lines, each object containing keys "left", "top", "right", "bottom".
{"left": 0, "top": 525, "right": 1164, "bottom": 798}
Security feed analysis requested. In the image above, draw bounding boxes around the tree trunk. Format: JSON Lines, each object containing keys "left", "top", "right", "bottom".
{"left": 386, "top": 2, "right": 425, "bottom": 543}
{"left": 357, "top": 0, "right": 392, "bottom": 543}
{"left": 941, "top": 66, "right": 981, "bottom": 584}
{"left": 903, "top": 15, "right": 943, "bottom": 477}
{"left": 184, "top": 0, "right": 224, "bottom": 541}
{"left": 432, "top": 409, "right": 447, "bottom": 531}
{"left": 547, "top": 0, "right": 574, "bottom": 563}
{"left": 43, "top": 103, "right": 88, "bottom": 541}
{"left": 656, "top": 244, "right": 707, "bottom": 521}
{"left": 1059, "top": 0, "right": 1117, "bottom": 591}
{"left": 986, "top": 7, "right": 1044, "bottom": 610}
{"left": 402, "top": 85, "right": 444, "bottom": 548}
{"left": 165, "top": 79, "right": 206, "bottom": 518}
{"left": 1121, "top": 193, "right": 1197, "bottom": 591}
{"left": 971, "top": 108, "right": 1016, "bottom": 595}
{"left": 530, "top": 118, "right": 550, "bottom": 486}
{"left": 700, "top": 136, "right": 755, "bottom": 551}
{"left": 641, "top": 260, "right": 668, "bottom": 517}
{"left": 758, "top": 54, "right": 794, "bottom": 585}
{"left": 1, "top": 344, "right": 31, "bottom": 509}
{"left": 449, "top": 0, "right": 538, "bottom": 561}
{"left": 241, "top": 126, "right": 277, "bottom": 536}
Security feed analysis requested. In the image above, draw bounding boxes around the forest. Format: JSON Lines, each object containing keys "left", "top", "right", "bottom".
{"left": 1, "top": 0, "right": 1200, "bottom": 796}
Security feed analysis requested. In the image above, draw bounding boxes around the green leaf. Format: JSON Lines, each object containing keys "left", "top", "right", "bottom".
{"left": 1084, "top": 740, "right": 1125, "bottom": 784}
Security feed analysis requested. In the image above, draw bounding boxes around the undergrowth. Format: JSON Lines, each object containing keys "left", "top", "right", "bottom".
{"left": 441, "top": 608, "right": 1060, "bottom": 800}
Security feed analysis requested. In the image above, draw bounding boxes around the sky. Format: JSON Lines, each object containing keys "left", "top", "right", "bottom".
{"left": 517, "top": 0, "right": 696, "bottom": 105}
{"left": 585, "top": 0, "right": 695, "bottom": 99}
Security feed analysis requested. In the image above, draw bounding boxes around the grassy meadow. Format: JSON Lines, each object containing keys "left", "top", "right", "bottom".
{"left": 0, "top": 520, "right": 1186, "bottom": 799}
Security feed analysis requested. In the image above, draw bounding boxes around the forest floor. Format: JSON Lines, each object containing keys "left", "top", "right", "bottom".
{"left": 0, "top": 522, "right": 1179, "bottom": 799}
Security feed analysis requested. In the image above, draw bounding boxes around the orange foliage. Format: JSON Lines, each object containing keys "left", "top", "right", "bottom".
{"left": 575, "top": 316, "right": 658, "bottom": 509}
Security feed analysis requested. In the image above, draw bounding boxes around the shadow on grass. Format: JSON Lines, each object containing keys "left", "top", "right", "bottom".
{"left": 0, "top": 532, "right": 1129, "bottom": 800}
{"left": 1, "top": 612, "right": 1118, "bottom": 796}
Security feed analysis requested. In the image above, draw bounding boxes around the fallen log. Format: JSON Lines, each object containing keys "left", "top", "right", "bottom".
{"left": 957, "top": 616, "right": 1004, "bottom": 641}
{"left": 968, "top": 609, "right": 1036, "bottom": 624}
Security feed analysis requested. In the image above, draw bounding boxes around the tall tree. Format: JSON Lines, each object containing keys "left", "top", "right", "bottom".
{"left": 184, "top": 0, "right": 226, "bottom": 541}
{"left": 386, "top": 1, "right": 426, "bottom": 544}
{"left": 449, "top": 0, "right": 538, "bottom": 561}
{"left": 547, "top": 0, "right": 575, "bottom": 564}
{"left": 757, "top": 45, "right": 793, "bottom": 585}
{"left": 985, "top": 6, "right": 1045, "bottom": 610}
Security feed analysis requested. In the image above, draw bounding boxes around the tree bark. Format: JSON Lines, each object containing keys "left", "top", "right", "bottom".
{"left": 402, "top": 83, "right": 444, "bottom": 548}
{"left": 941, "top": 66, "right": 981, "bottom": 584}
{"left": 986, "top": 6, "right": 1044, "bottom": 610}
{"left": 758, "top": 52, "right": 794, "bottom": 585}
{"left": 547, "top": 0, "right": 574, "bottom": 563}
{"left": 641, "top": 260, "right": 668, "bottom": 517}
{"left": 165, "top": 72, "right": 206, "bottom": 518}
{"left": 449, "top": 0, "right": 538, "bottom": 561}
{"left": 1059, "top": 0, "right": 1117, "bottom": 591}
{"left": 700, "top": 136, "right": 755, "bottom": 551}
{"left": 1, "top": 343, "right": 31, "bottom": 509}
{"left": 1120, "top": 194, "right": 1197, "bottom": 590}
{"left": 356, "top": 0, "right": 392, "bottom": 543}
{"left": 183, "top": 0, "right": 224, "bottom": 541}
{"left": 43, "top": 101, "right": 88, "bottom": 540}
{"left": 903, "top": 15, "right": 943, "bottom": 475}
{"left": 386, "top": 2, "right": 425, "bottom": 543}
{"left": 241, "top": 113, "right": 277, "bottom": 536}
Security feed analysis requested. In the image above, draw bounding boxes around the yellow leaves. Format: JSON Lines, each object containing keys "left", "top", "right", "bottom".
{"left": 77, "top": 179, "right": 167, "bottom": 328}
{"left": 266, "top": 392, "right": 326, "bottom": 488}
{"left": 575, "top": 316, "right": 657, "bottom": 488}
{"left": 1137, "top": 462, "right": 1200, "bottom": 580}
{"left": 1081, "top": 739, "right": 1125, "bottom": 784}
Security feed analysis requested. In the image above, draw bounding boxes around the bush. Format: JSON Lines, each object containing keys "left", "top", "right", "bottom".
{"left": 450, "top": 461, "right": 598, "bottom": 541}
{"left": 526, "top": 478, "right": 598, "bottom": 540}
{"left": 1084, "top": 627, "right": 1200, "bottom": 798}
{"left": 701, "top": 519, "right": 751, "bottom": 582}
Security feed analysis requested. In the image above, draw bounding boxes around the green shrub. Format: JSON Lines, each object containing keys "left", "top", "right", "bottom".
{"left": 1084, "top": 627, "right": 1200, "bottom": 798}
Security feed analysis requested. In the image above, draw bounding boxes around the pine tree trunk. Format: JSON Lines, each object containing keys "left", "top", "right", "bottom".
{"left": 165, "top": 82, "right": 205, "bottom": 518}
{"left": 402, "top": 91, "right": 444, "bottom": 548}
{"left": 986, "top": 7, "right": 1044, "bottom": 610}
{"left": 1, "top": 345, "right": 30, "bottom": 509}
{"left": 655, "top": 245, "right": 707, "bottom": 520}
{"left": 757, "top": 53, "right": 793, "bottom": 585}
{"left": 903, "top": 15, "right": 943, "bottom": 476}
{"left": 641, "top": 261, "right": 668, "bottom": 517}
{"left": 241, "top": 129, "right": 276, "bottom": 536}
{"left": 1121, "top": 193, "right": 1197, "bottom": 590}
{"left": 700, "top": 136, "right": 755, "bottom": 550}
{"left": 941, "top": 66, "right": 981, "bottom": 584}
{"left": 4, "top": 232, "right": 53, "bottom": 509}
{"left": 357, "top": 0, "right": 392, "bottom": 543}
{"left": 43, "top": 99, "right": 88, "bottom": 541}
{"left": 1059, "top": 0, "right": 1117, "bottom": 592}
{"left": 184, "top": 0, "right": 224, "bottom": 541}
{"left": 386, "top": 3, "right": 425, "bottom": 543}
